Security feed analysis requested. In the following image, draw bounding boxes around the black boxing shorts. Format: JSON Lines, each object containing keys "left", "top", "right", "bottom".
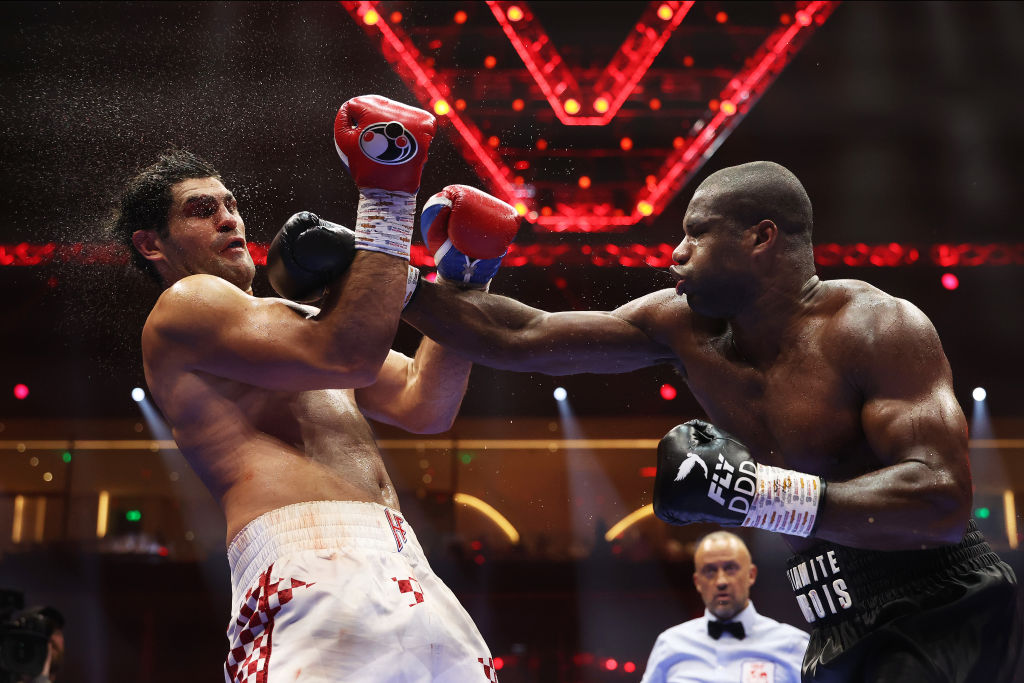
{"left": 786, "top": 520, "right": 1022, "bottom": 682}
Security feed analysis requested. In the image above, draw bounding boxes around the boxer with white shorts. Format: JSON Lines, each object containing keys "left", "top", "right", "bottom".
{"left": 113, "top": 94, "right": 518, "bottom": 681}
{"left": 224, "top": 501, "right": 496, "bottom": 683}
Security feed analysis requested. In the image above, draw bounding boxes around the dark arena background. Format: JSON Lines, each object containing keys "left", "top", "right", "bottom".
{"left": 2, "top": 2, "right": 1023, "bottom": 681}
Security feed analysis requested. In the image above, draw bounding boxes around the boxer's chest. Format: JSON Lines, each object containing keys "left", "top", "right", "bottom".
{"left": 242, "top": 387, "right": 377, "bottom": 451}
{"left": 676, "top": 332, "right": 870, "bottom": 478}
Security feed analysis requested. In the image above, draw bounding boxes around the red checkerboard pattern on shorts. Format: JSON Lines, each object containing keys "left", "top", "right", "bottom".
{"left": 480, "top": 657, "right": 500, "bottom": 682}
{"left": 225, "top": 563, "right": 314, "bottom": 683}
{"left": 391, "top": 576, "right": 425, "bottom": 606}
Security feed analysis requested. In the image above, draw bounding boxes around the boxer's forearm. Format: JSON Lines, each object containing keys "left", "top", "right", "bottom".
{"left": 814, "top": 460, "right": 970, "bottom": 550}
{"left": 315, "top": 251, "right": 407, "bottom": 380}
{"left": 403, "top": 336, "right": 472, "bottom": 433}
{"left": 404, "top": 280, "right": 666, "bottom": 375}
{"left": 403, "top": 280, "right": 546, "bottom": 368}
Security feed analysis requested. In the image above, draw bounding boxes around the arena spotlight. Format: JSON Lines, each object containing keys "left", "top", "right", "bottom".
{"left": 13, "top": 383, "right": 29, "bottom": 400}
{"left": 941, "top": 273, "right": 959, "bottom": 290}
{"left": 972, "top": 387, "right": 987, "bottom": 402}
{"left": 132, "top": 387, "right": 146, "bottom": 402}
{"left": 553, "top": 387, "right": 568, "bottom": 402}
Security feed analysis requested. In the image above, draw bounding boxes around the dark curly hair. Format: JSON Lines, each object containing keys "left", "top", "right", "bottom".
{"left": 112, "top": 149, "right": 222, "bottom": 282}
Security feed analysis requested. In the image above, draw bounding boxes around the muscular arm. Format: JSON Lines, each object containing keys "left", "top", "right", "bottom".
{"left": 815, "top": 299, "right": 971, "bottom": 549}
{"left": 402, "top": 280, "right": 679, "bottom": 375}
{"left": 143, "top": 251, "right": 407, "bottom": 391}
{"left": 355, "top": 337, "right": 471, "bottom": 433}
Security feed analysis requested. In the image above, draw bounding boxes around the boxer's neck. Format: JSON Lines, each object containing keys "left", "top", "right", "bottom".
{"left": 728, "top": 274, "right": 822, "bottom": 367}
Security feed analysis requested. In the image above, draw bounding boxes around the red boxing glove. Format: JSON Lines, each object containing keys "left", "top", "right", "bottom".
{"left": 421, "top": 185, "right": 520, "bottom": 286}
{"left": 333, "top": 95, "right": 436, "bottom": 194}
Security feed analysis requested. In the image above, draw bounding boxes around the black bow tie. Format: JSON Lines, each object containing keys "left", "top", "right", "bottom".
{"left": 708, "top": 620, "right": 745, "bottom": 640}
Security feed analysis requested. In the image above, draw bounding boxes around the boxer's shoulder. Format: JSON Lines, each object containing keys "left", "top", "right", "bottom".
{"left": 143, "top": 274, "right": 250, "bottom": 350}
{"left": 818, "top": 279, "right": 933, "bottom": 340}
{"left": 818, "top": 279, "right": 943, "bottom": 379}
{"left": 157, "top": 273, "right": 248, "bottom": 311}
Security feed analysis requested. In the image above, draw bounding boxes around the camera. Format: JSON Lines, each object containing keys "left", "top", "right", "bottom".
{"left": 0, "top": 590, "right": 59, "bottom": 683}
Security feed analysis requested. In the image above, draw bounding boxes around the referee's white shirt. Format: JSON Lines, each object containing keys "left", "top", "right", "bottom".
{"left": 640, "top": 602, "right": 809, "bottom": 683}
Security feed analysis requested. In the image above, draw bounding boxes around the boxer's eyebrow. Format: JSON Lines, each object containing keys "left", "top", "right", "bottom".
{"left": 183, "top": 192, "right": 233, "bottom": 206}
{"left": 683, "top": 219, "right": 708, "bottom": 235}
{"left": 181, "top": 193, "right": 236, "bottom": 214}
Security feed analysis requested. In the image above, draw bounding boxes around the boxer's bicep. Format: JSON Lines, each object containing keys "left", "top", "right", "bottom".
{"left": 511, "top": 307, "right": 672, "bottom": 375}
{"left": 354, "top": 350, "right": 415, "bottom": 425}
{"left": 858, "top": 302, "right": 968, "bottom": 475}
{"left": 818, "top": 302, "right": 971, "bottom": 548}
{"left": 147, "top": 275, "right": 378, "bottom": 390}
{"left": 500, "top": 288, "right": 682, "bottom": 374}
{"left": 854, "top": 303, "right": 971, "bottom": 522}
{"left": 357, "top": 340, "right": 474, "bottom": 433}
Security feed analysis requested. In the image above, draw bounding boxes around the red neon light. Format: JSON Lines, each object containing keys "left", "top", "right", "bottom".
{"left": 7, "top": 243, "right": 1022, "bottom": 268}
{"left": 342, "top": 1, "right": 523, "bottom": 204}
{"left": 342, "top": 1, "right": 838, "bottom": 231}
{"left": 636, "top": 1, "right": 839, "bottom": 220}
{"left": 487, "top": 1, "right": 694, "bottom": 125}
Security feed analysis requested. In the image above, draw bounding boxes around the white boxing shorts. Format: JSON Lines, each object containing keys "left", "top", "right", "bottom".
{"left": 223, "top": 500, "right": 498, "bottom": 683}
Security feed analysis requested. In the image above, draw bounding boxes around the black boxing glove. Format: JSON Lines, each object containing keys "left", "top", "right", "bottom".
{"left": 266, "top": 212, "right": 356, "bottom": 303}
{"left": 654, "top": 420, "right": 826, "bottom": 537}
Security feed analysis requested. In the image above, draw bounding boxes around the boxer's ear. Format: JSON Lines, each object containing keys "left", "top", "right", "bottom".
{"left": 752, "top": 220, "right": 777, "bottom": 250}
{"left": 132, "top": 229, "right": 164, "bottom": 263}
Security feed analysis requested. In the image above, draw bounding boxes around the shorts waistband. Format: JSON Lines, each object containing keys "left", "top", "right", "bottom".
{"left": 227, "top": 500, "right": 421, "bottom": 595}
{"left": 806, "top": 520, "right": 996, "bottom": 598}
{"left": 786, "top": 520, "right": 1002, "bottom": 630}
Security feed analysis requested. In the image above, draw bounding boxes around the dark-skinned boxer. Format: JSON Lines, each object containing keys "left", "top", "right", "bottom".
{"left": 114, "top": 95, "right": 517, "bottom": 682}
{"left": 400, "top": 161, "right": 1022, "bottom": 682}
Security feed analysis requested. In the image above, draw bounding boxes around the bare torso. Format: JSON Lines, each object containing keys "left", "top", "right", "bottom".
{"left": 643, "top": 279, "right": 888, "bottom": 552}
{"left": 405, "top": 249, "right": 969, "bottom": 552}
{"left": 143, "top": 311, "right": 400, "bottom": 545}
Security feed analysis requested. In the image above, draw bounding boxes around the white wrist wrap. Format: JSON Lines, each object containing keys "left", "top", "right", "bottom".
{"left": 741, "top": 464, "right": 824, "bottom": 537}
{"left": 401, "top": 266, "right": 420, "bottom": 309}
{"left": 355, "top": 189, "right": 417, "bottom": 260}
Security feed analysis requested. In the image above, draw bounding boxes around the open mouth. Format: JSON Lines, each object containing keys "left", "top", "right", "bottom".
{"left": 222, "top": 238, "right": 246, "bottom": 253}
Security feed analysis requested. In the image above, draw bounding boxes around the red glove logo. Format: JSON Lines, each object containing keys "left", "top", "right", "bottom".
{"left": 358, "top": 121, "right": 418, "bottom": 165}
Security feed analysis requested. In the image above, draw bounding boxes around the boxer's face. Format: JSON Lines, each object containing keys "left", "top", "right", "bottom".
{"left": 149, "top": 177, "right": 255, "bottom": 292}
{"left": 671, "top": 190, "right": 757, "bottom": 318}
{"left": 693, "top": 538, "right": 757, "bottom": 621}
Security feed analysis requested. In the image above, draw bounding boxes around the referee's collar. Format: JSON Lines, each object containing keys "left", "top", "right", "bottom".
{"left": 703, "top": 601, "right": 758, "bottom": 636}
